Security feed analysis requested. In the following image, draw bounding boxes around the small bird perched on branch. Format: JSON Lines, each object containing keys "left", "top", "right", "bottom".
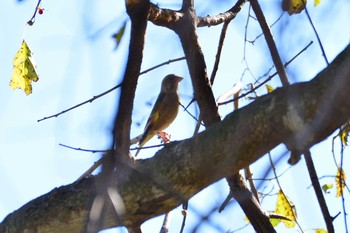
{"left": 135, "top": 74, "right": 183, "bottom": 157}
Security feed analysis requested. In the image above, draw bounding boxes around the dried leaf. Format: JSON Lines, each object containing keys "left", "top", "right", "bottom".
{"left": 10, "top": 40, "right": 39, "bottom": 95}
{"left": 336, "top": 167, "right": 346, "bottom": 197}
{"left": 282, "top": 0, "right": 307, "bottom": 15}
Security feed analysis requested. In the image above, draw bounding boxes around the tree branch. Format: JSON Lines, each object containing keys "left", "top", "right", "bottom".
{"left": 227, "top": 174, "right": 276, "bottom": 233}
{"left": 113, "top": 0, "right": 150, "bottom": 157}
{"left": 147, "top": 0, "right": 248, "bottom": 29}
{"left": 173, "top": 6, "right": 221, "bottom": 126}
{"left": 250, "top": 0, "right": 290, "bottom": 86}
{"left": 197, "top": 0, "right": 248, "bottom": 27}
{"left": 2, "top": 43, "right": 350, "bottom": 233}
{"left": 304, "top": 150, "right": 335, "bottom": 233}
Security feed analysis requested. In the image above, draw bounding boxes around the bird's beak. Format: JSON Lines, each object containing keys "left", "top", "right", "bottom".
{"left": 176, "top": 77, "right": 184, "bottom": 83}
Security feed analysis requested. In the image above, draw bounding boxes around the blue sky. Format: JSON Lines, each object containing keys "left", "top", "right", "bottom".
{"left": 1, "top": 0, "right": 349, "bottom": 232}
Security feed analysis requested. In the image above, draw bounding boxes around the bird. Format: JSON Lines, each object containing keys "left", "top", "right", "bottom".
{"left": 135, "top": 74, "right": 183, "bottom": 156}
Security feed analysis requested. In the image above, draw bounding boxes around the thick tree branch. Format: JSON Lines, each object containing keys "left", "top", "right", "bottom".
{"left": 173, "top": 6, "right": 221, "bottom": 126}
{"left": 113, "top": 0, "right": 150, "bottom": 157}
{"left": 148, "top": 0, "right": 248, "bottom": 28}
{"left": 148, "top": 3, "right": 183, "bottom": 28}
{"left": 2, "top": 44, "right": 350, "bottom": 233}
{"left": 227, "top": 174, "right": 276, "bottom": 233}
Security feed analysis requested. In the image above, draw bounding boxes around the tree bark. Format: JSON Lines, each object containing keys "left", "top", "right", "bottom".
{"left": 1, "top": 43, "right": 350, "bottom": 233}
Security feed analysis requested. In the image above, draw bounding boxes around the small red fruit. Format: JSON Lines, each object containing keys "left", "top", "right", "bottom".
{"left": 38, "top": 7, "right": 44, "bottom": 15}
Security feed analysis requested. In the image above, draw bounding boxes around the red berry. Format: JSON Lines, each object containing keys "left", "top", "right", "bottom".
{"left": 38, "top": 8, "right": 44, "bottom": 14}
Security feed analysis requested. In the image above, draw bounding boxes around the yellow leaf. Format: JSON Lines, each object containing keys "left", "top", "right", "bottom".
{"left": 271, "top": 190, "right": 296, "bottom": 228}
{"left": 340, "top": 122, "right": 350, "bottom": 145}
{"left": 10, "top": 40, "right": 39, "bottom": 95}
{"left": 336, "top": 167, "right": 346, "bottom": 197}
{"left": 314, "top": 0, "right": 321, "bottom": 6}
{"left": 322, "top": 184, "right": 333, "bottom": 194}
{"left": 265, "top": 84, "right": 274, "bottom": 93}
{"left": 282, "top": 0, "right": 307, "bottom": 15}
{"left": 270, "top": 218, "right": 281, "bottom": 227}
{"left": 315, "top": 228, "right": 328, "bottom": 233}
{"left": 112, "top": 20, "right": 127, "bottom": 50}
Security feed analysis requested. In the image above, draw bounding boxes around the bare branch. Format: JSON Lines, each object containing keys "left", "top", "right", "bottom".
{"left": 197, "top": 0, "right": 248, "bottom": 27}
{"left": 304, "top": 6, "right": 329, "bottom": 65}
{"left": 250, "top": 0, "right": 290, "bottom": 87}
{"left": 37, "top": 56, "right": 185, "bottom": 122}
{"left": 304, "top": 150, "right": 335, "bottom": 233}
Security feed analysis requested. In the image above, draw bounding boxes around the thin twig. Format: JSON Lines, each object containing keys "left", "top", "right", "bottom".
{"left": 59, "top": 143, "right": 109, "bottom": 153}
{"left": 251, "top": 166, "right": 292, "bottom": 181}
{"left": 179, "top": 208, "right": 187, "bottom": 233}
{"left": 160, "top": 211, "right": 172, "bottom": 233}
{"left": 304, "top": 150, "right": 335, "bottom": 233}
{"left": 247, "top": 12, "right": 284, "bottom": 44}
{"left": 339, "top": 138, "right": 349, "bottom": 232}
{"left": 303, "top": 2, "right": 329, "bottom": 65}
{"left": 37, "top": 84, "right": 123, "bottom": 122}
{"left": 210, "top": 20, "right": 231, "bottom": 85}
{"left": 37, "top": 57, "right": 185, "bottom": 122}
{"left": 76, "top": 157, "right": 104, "bottom": 182}
{"left": 242, "top": 6, "right": 256, "bottom": 82}
{"left": 179, "top": 101, "right": 203, "bottom": 125}
{"left": 27, "top": 0, "right": 42, "bottom": 25}
{"left": 268, "top": 152, "right": 282, "bottom": 190}
{"left": 219, "top": 41, "right": 313, "bottom": 106}
{"left": 140, "top": 57, "right": 186, "bottom": 75}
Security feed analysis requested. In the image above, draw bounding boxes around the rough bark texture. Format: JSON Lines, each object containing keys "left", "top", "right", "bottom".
{"left": 173, "top": 6, "right": 221, "bottom": 126}
{"left": 228, "top": 174, "right": 275, "bottom": 233}
{"left": 1, "top": 43, "right": 350, "bottom": 233}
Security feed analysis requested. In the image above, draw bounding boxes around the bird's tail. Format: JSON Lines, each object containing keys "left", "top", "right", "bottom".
{"left": 134, "top": 131, "right": 154, "bottom": 157}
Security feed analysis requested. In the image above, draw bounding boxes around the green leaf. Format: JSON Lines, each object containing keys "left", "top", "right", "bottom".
{"left": 321, "top": 184, "right": 333, "bottom": 194}
{"left": 112, "top": 20, "right": 127, "bottom": 49}
{"left": 265, "top": 84, "right": 274, "bottom": 93}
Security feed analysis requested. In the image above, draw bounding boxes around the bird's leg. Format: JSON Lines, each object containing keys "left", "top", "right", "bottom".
{"left": 157, "top": 132, "right": 171, "bottom": 143}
